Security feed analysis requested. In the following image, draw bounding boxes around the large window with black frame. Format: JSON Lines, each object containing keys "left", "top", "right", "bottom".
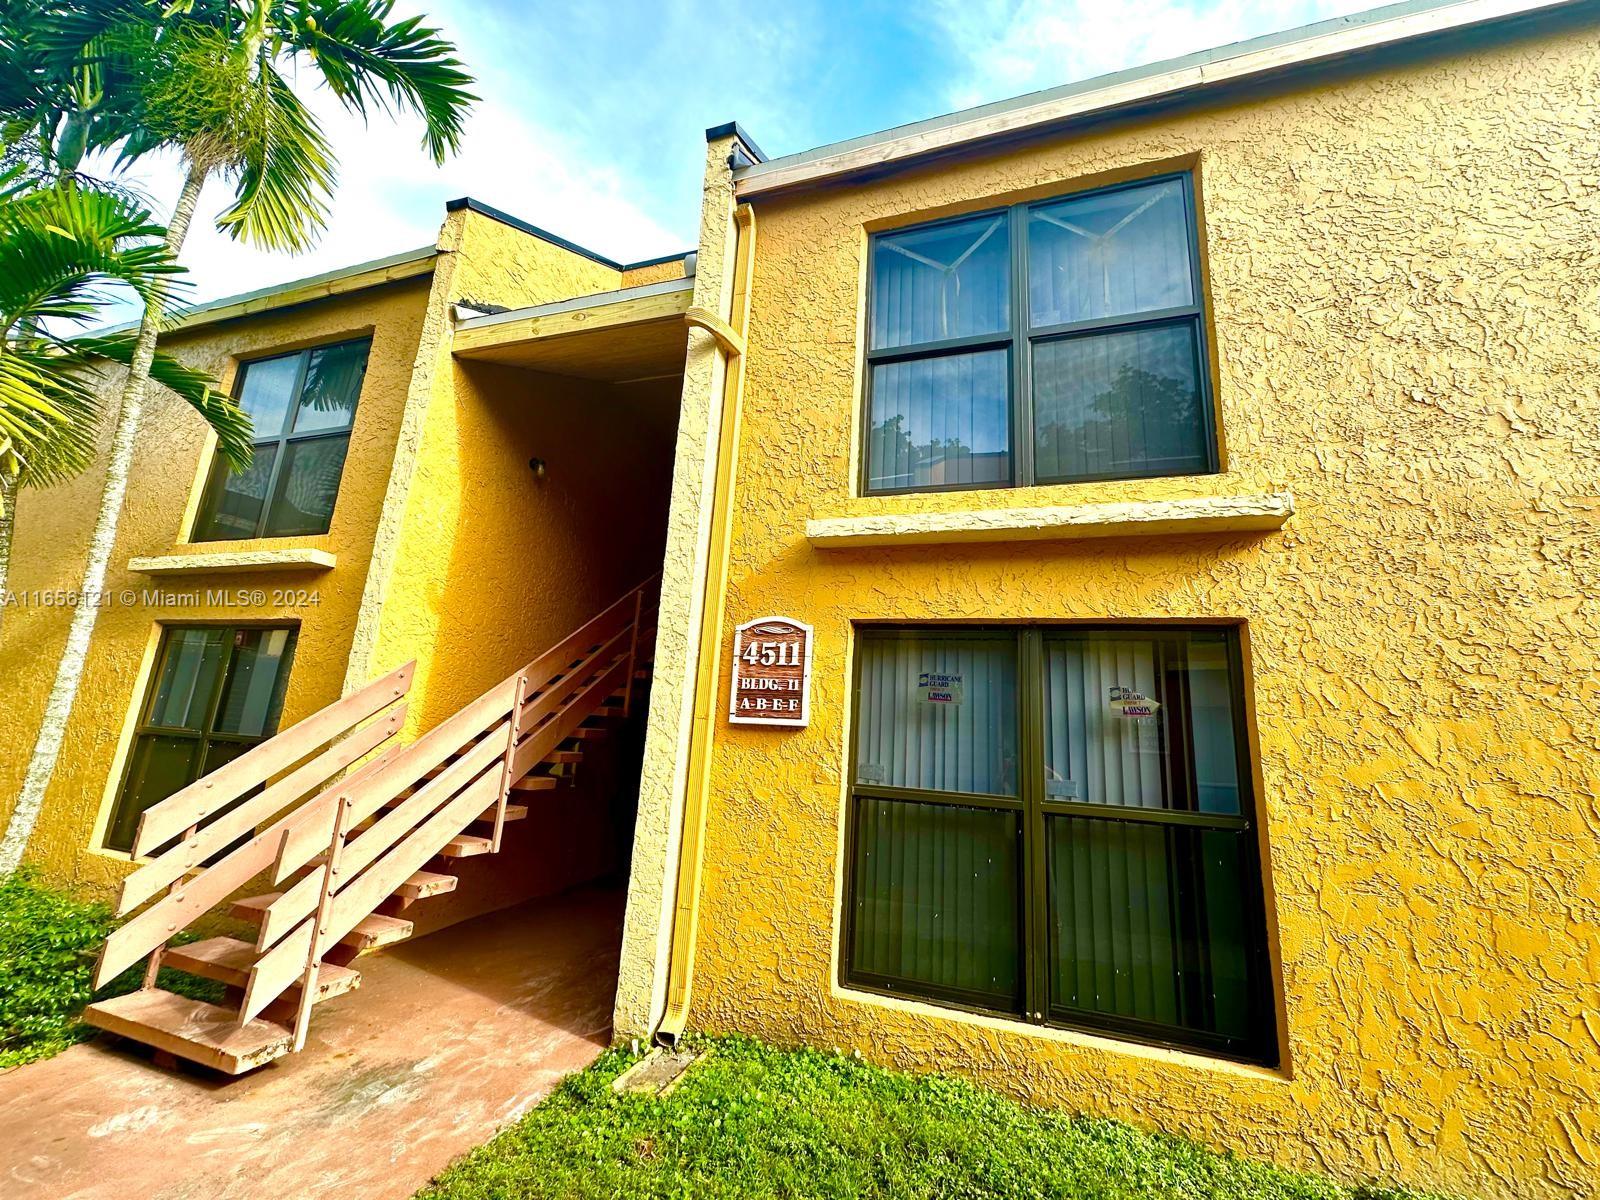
{"left": 863, "top": 174, "right": 1215, "bottom": 494}
{"left": 192, "top": 338, "right": 371, "bottom": 540}
{"left": 844, "top": 625, "right": 1277, "bottom": 1065}
{"left": 104, "top": 625, "right": 297, "bottom": 853}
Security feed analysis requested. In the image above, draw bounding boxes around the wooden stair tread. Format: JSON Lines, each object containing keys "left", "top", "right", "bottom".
{"left": 510, "top": 775, "right": 558, "bottom": 793}
{"left": 475, "top": 803, "right": 527, "bottom": 823}
{"left": 345, "top": 913, "right": 413, "bottom": 950}
{"left": 229, "top": 892, "right": 278, "bottom": 920}
{"left": 544, "top": 750, "right": 583, "bottom": 764}
{"left": 231, "top": 897, "right": 413, "bottom": 951}
{"left": 162, "top": 937, "right": 359, "bottom": 1000}
{"left": 395, "top": 870, "right": 457, "bottom": 900}
{"left": 83, "top": 990, "right": 293, "bottom": 1075}
{"left": 439, "top": 834, "right": 492, "bottom": 859}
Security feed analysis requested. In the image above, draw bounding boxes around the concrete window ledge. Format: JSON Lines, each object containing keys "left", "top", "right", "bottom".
{"left": 805, "top": 493, "right": 1294, "bottom": 548}
{"left": 128, "top": 548, "right": 337, "bottom": 575}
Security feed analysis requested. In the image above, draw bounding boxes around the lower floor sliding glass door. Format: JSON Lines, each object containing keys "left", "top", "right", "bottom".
{"left": 845, "top": 625, "right": 1276, "bottom": 1065}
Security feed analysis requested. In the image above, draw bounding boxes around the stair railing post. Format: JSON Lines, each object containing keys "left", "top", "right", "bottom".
{"left": 492, "top": 675, "right": 529, "bottom": 853}
{"left": 623, "top": 586, "right": 645, "bottom": 718}
{"left": 293, "top": 794, "right": 350, "bottom": 1051}
{"left": 140, "top": 821, "right": 199, "bottom": 990}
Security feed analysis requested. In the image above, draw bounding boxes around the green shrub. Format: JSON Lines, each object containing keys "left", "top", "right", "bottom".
{"left": 0, "top": 868, "right": 222, "bottom": 1068}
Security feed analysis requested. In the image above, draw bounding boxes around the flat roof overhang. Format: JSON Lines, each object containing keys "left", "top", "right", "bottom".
{"left": 452, "top": 277, "right": 693, "bottom": 383}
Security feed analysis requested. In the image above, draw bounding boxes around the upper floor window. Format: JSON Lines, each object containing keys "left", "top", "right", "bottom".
{"left": 864, "top": 175, "right": 1215, "bottom": 494}
{"left": 192, "top": 339, "right": 371, "bottom": 541}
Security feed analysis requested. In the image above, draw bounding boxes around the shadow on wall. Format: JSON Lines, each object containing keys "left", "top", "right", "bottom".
{"left": 412, "top": 359, "right": 679, "bottom": 733}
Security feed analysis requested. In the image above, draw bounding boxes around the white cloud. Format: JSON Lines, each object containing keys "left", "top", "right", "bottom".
{"left": 929, "top": 0, "right": 1381, "bottom": 111}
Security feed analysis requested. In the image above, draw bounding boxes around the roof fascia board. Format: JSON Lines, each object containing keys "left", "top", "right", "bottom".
{"left": 97, "top": 245, "right": 437, "bottom": 337}
{"left": 623, "top": 250, "right": 696, "bottom": 271}
{"left": 734, "top": 0, "right": 1586, "bottom": 198}
{"left": 454, "top": 275, "right": 695, "bottom": 333}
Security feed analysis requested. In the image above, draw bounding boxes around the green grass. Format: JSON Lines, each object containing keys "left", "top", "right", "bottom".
{"left": 0, "top": 868, "right": 224, "bottom": 1069}
{"left": 421, "top": 1035, "right": 1445, "bottom": 1200}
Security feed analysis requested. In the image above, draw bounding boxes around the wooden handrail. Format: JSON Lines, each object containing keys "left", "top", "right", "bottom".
{"left": 131, "top": 662, "right": 414, "bottom": 858}
{"left": 92, "top": 577, "right": 659, "bottom": 1048}
{"left": 241, "top": 578, "right": 659, "bottom": 1027}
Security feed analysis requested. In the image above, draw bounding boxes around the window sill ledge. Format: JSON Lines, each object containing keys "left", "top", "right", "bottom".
{"left": 805, "top": 492, "right": 1293, "bottom": 548}
{"left": 128, "top": 548, "right": 337, "bottom": 576}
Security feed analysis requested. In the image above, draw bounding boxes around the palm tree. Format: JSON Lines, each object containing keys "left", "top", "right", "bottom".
{"left": 0, "top": 172, "right": 255, "bottom": 872}
{"left": 0, "top": 169, "right": 253, "bottom": 609}
{"left": 1, "top": 0, "right": 473, "bottom": 875}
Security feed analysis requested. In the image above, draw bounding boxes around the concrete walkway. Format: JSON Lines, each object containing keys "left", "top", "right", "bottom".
{"left": 0, "top": 887, "right": 624, "bottom": 1200}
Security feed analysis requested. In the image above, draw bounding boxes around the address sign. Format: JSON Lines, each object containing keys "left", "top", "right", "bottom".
{"left": 728, "top": 616, "right": 813, "bottom": 728}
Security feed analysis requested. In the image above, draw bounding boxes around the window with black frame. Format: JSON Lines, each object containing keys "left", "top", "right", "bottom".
{"left": 192, "top": 339, "right": 370, "bottom": 541}
{"left": 844, "top": 625, "right": 1276, "bottom": 1064}
{"left": 104, "top": 625, "right": 297, "bottom": 853}
{"left": 863, "top": 175, "right": 1214, "bottom": 494}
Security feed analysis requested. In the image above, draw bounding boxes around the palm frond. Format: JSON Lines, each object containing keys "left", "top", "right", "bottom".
{"left": 75, "top": 332, "right": 253, "bottom": 470}
{"left": 0, "top": 347, "right": 100, "bottom": 492}
{"left": 290, "top": 0, "right": 475, "bottom": 163}
{"left": 10, "top": 0, "right": 163, "bottom": 171}
{"left": 0, "top": 180, "right": 186, "bottom": 326}
{"left": 0, "top": 345, "right": 100, "bottom": 486}
{"left": 213, "top": 67, "right": 334, "bottom": 252}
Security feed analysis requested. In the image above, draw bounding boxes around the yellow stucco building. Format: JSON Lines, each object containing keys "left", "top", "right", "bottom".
{"left": 2, "top": 2, "right": 1597, "bottom": 1197}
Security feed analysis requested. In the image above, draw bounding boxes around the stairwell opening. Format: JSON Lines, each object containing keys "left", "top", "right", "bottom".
{"left": 374, "top": 358, "right": 681, "bottom": 1020}
{"left": 82, "top": 353, "right": 681, "bottom": 1075}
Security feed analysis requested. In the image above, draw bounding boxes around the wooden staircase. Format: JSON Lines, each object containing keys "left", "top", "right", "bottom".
{"left": 83, "top": 580, "right": 658, "bottom": 1075}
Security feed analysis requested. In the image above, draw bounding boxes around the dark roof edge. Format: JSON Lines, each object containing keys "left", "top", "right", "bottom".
{"left": 705, "top": 121, "right": 768, "bottom": 163}
{"left": 446, "top": 196, "right": 625, "bottom": 270}
{"left": 622, "top": 249, "right": 696, "bottom": 271}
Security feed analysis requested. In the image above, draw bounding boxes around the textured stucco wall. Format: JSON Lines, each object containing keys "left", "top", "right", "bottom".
{"left": 364, "top": 358, "right": 677, "bottom": 739}
{"left": 0, "top": 279, "right": 433, "bottom": 891}
{"left": 355, "top": 207, "right": 675, "bottom": 741}
{"left": 621, "top": 257, "right": 691, "bottom": 289}
{"left": 613, "top": 135, "right": 742, "bottom": 1038}
{"left": 684, "top": 26, "right": 1600, "bottom": 1200}
{"left": 342, "top": 208, "right": 630, "bottom": 694}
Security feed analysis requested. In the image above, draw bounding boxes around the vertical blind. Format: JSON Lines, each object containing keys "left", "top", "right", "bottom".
{"left": 850, "top": 634, "right": 1021, "bottom": 1004}
{"left": 851, "top": 797, "right": 1021, "bottom": 1003}
{"left": 846, "top": 627, "right": 1272, "bottom": 1062}
{"left": 853, "top": 634, "right": 1017, "bottom": 796}
{"left": 864, "top": 174, "right": 1215, "bottom": 494}
{"left": 867, "top": 352, "right": 1010, "bottom": 491}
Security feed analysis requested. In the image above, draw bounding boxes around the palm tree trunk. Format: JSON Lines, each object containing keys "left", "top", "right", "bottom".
{"left": 0, "top": 469, "right": 15, "bottom": 634}
{"left": 0, "top": 160, "right": 209, "bottom": 875}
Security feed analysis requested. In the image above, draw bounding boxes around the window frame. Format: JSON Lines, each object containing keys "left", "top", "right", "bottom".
{"left": 841, "top": 623, "right": 1278, "bottom": 1066}
{"left": 859, "top": 173, "right": 1217, "bottom": 497}
{"left": 104, "top": 621, "right": 299, "bottom": 854}
{"left": 191, "top": 337, "right": 371, "bottom": 542}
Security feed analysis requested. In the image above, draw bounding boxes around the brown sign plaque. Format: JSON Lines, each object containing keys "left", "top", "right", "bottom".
{"left": 728, "top": 616, "right": 813, "bottom": 728}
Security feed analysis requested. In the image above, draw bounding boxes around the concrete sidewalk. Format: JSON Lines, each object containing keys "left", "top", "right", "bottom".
{"left": 0, "top": 887, "right": 623, "bottom": 1200}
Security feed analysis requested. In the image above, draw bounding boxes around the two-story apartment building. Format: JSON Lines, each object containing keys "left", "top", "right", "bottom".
{"left": 2, "top": 1, "right": 1596, "bottom": 1197}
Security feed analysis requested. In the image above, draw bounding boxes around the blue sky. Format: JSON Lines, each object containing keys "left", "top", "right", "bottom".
{"left": 113, "top": 0, "right": 1379, "bottom": 309}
